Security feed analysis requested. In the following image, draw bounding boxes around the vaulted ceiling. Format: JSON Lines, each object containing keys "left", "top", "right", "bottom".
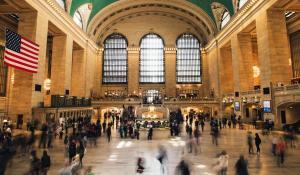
{"left": 65, "top": 0, "right": 238, "bottom": 45}
{"left": 69, "top": 0, "right": 235, "bottom": 25}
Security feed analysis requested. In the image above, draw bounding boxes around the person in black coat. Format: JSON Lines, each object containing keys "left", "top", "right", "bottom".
{"left": 68, "top": 140, "right": 77, "bottom": 163}
{"left": 30, "top": 150, "right": 41, "bottom": 175}
{"left": 106, "top": 125, "right": 112, "bottom": 143}
{"left": 175, "top": 159, "right": 190, "bottom": 175}
{"left": 147, "top": 127, "right": 153, "bottom": 140}
{"left": 41, "top": 150, "right": 51, "bottom": 175}
{"left": 255, "top": 133, "right": 262, "bottom": 155}
{"left": 235, "top": 155, "right": 249, "bottom": 175}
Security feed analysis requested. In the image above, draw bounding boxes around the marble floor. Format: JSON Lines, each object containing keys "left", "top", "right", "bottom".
{"left": 5, "top": 125, "right": 300, "bottom": 175}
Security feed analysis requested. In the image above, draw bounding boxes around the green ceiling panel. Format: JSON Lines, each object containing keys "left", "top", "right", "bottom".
{"left": 69, "top": 0, "right": 234, "bottom": 25}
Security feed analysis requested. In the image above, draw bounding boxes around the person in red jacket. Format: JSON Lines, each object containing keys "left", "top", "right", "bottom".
{"left": 276, "top": 137, "right": 286, "bottom": 167}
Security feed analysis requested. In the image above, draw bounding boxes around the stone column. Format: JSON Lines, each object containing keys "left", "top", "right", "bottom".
{"left": 93, "top": 49, "right": 103, "bottom": 96}
{"left": 8, "top": 11, "right": 48, "bottom": 120}
{"left": 85, "top": 47, "right": 97, "bottom": 97}
{"left": 50, "top": 35, "right": 73, "bottom": 95}
{"left": 256, "top": 8, "right": 292, "bottom": 88}
{"left": 231, "top": 33, "right": 255, "bottom": 92}
{"left": 127, "top": 48, "right": 139, "bottom": 95}
{"left": 71, "top": 48, "right": 86, "bottom": 97}
{"left": 165, "top": 48, "right": 176, "bottom": 97}
{"left": 256, "top": 8, "right": 292, "bottom": 127}
{"left": 219, "top": 46, "right": 234, "bottom": 95}
{"left": 201, "top": 50, "right": 210, "bottom": 97}
{"left": 207, "top": 47, "right": 220, "bottom": 97}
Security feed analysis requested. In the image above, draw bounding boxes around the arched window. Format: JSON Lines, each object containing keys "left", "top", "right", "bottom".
{"left": 220, "top": 10, "right": 230, "bottom": 29}
{"left": 56, "top": 0, "right": 66, "bottom": 10}
{"left": 73, "top": 10, "right": 83, "bottom": 29}
{"left": 103, "top": 34, "right": 128, "bottom": 83}
{"left": 238, "top": 0, "right": 248, "bottom": 9}
{"left": 140, "top": 34, "right": 165, "bottom": 83}
{"left": 176, "top": 34, "right": 201, "bottom": 83}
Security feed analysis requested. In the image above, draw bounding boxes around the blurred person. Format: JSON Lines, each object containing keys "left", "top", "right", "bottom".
{"left": 41, "top": 150, "right": 51, "bottom": 175}
{"left": 175, "top": 158, "right": 191, "bottom": 175}
{"left": 228, "top": 120, "right": 232, "bottom": 128}
{"left": 59, "top": 157, "right": 80, "bottom": 175}
{"left": 58, "top": 124, "right": 64, "bottom": 140}
{"left": 102, "top": 121, "right": 106, "bottom": 133}
{"left": 276, "top": 137, "right": 286, "bottom": 167}
{"left": 271, "top": 134, "right": 279, "bottom": 156}
{"left": 0, "top": 128, "right": 4, "bottom": 145}
{"left": 200, "top": 120, "right": 205, "bottom": 132}
{"left": 247, "top": 132, "right": 254, "bottom": 154}
{"left": 185, "top": 124, "right": 189, "bottom": 135}
{"left": 39, "top": 123, "right": 48, "bottom": 148}
{"left": 136, "top": 157, "right": 145, "bottom": 174}
{"left": 235, "top": 155, "right": 248, "bottom": 175}
{"left": 188, "top": 125, "right": 193, "bottom": 139}
{"left": 47, "top": 125, "right": 54, "bottom": 148}
{"left": 157, "top": 145, "right": 168, "bottom": 174}
{"left": 76, "top": 140, "right": 85, "bottom": 167}
{"left": 255, "top": 133, "right": 261, "bottom": 155}
{"left": 106, "top": 124, "right": 112, "bottom": 143}
{"left": 119, "top": 124, "right": 124, "bottom": 138}
{"left": 30, "top": 150, "right": 41, "bottom": 175}
{"left": 187, "top": 136, "right": 198, "bottom": 154}
{"left": 0, "top": 144, "right": 14, "bottom": 175}
{"left": 135, "top": 127, "right": 140, "bottom": 140}
{"left": 68, "top": 139, "right": 77, "bottom": 163}
{"left": 193, "top": 126, "right": 201, "bottom": 145}
{"left": 211, "top": 125, "right": 219, "bottom": 146}
{"left": 147, "top": 126, "right": 153, "bottom": 140}
{"left": 213, "top": 150, "right": 229, "bottom": 175}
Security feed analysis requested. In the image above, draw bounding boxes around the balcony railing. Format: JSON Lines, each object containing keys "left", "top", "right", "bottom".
{"left": 240, "top": 89, "right": 261, "bottom": 96}
{"left": 92, "top": 96, "right": 219, "bottom": 105}
{"left": 274, "top": 84, "right": 300, "bottom": 93}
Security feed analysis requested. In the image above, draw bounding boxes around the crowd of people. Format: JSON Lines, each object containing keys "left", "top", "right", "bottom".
{"left": 0, "top": 107, "right": 298, "bottom": 175}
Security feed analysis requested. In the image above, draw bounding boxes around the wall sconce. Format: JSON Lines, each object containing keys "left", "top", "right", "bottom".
{"left": 252, "top": 66, "right": 260, "bottom": 78}
{"left": 44, "top": 78, "right": 51, "bottom": 95}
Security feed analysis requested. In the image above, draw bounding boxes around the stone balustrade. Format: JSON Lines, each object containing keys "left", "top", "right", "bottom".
{"left": 274, "top": 84, "right": 300, "bottom": 94}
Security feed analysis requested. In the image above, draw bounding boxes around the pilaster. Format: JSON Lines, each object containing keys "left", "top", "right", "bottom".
{"left": 8, "top": 11, "right": 48, "bottom": 120}
{"left": 165, "top": 48, "right": 176, "bottom": 97}
{"left": 127, "top": 48, "right": 139, "bottom": 95}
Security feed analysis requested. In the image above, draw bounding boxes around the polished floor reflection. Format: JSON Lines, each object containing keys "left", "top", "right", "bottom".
{"left": 5, "top": 126, "right": 300, "bottom": 175}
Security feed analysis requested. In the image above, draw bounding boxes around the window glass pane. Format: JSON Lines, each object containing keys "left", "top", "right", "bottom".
{"left": 73, "top": 11, "right": 83, "bottom": 29}
{"left": 0, "top": 46, "right": 7, "bottom": 96}
{"left": 140, "top": 34, "right": 164, "bottom": 83}
{"left": 176, "top": 34, "right": 201, "bottom": 83}
{"left": 238, "top": 0, "right": 248, "bottom": 9}
{"left": 56, "top": 0, "right": 65, "bottom": 9}
{"left": 221, "top": 10, "right": 230, "bottom": 29}
{"left": 103, "top": 34, "right": 127, "bottom": 83}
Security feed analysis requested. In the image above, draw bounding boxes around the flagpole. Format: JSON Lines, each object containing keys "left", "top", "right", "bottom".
{"left": 5, "top": 67, "right": 12, "bottom": 123}
{"left": 3, "top": 28, "right": 11, "bottom": 127}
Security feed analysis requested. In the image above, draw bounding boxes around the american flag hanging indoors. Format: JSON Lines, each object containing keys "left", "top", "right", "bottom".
{"left": 4, "top": 29, "right": 39, "bottom": 73}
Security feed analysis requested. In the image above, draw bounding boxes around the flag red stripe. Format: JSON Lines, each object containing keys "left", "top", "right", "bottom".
{"left": 21, "top": 37, "right": 39, "bottom": 47}
{"left": 4, "top": 62, "right": 37, "bottom": 73}
{"left": 21, "top": 47, "right": 39, "bottom": 56}
{"left": 5, "top": 56, "right": 38, "bottom": 69}
{"left": 21, "top": 41, "right": 39, "bottom": 51}
{"left": 19, "top": 49, "right": 38, "bottom": 60}
{"left": 5, "top": 50, "right": 38, "bottom": 64}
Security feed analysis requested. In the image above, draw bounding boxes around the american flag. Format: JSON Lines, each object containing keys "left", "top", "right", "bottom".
{"left": 4, "top": 29, "right": 39, "bottom": 73}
